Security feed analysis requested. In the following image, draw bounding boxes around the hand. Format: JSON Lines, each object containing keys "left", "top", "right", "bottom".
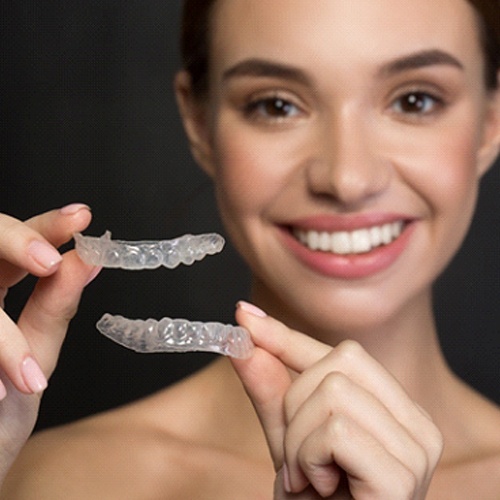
{"left": 0, "top": 205, "right": 98, "bottom": 481}
{"left": 232, "top": 303, "right": 443, "bottom": 499}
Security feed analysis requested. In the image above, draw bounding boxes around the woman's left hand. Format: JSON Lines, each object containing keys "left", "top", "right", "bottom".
{"left": 231, "top": 304, "right": 443, "bottom": 499}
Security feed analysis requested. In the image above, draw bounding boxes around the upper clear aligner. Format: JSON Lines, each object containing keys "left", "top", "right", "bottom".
{"left": 74, "top": 230, "right": 225, "bottom": 269}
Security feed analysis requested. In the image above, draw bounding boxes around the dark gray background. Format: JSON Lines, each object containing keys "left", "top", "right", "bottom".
{"left": 1, "top": 1, "right": 498, "bottom": 432}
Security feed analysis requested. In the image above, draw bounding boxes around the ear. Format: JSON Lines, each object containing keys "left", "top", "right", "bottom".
{"left": 174, "top": 71, "right": 216, "bottom": 177}
{"left": 477, "top": 74, "right": 500, "bottom": 177}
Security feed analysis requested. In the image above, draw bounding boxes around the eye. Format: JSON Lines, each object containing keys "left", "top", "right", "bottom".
{"left": 244, "top": 96, "right": 302, "bottom": 121}
{"left": 392, "top": 91, "right": 443, "bottom": 116}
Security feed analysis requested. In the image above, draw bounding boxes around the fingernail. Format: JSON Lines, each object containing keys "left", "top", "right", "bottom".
{"left": 84, "top": 266, "right": 102, "bottom": 286}
{"left": 0, "top": 380, "right": 7, "bottom": 401}
{"left": 283, "top": 463, "right": 292, "bottom": 493}
{"left": 21, "top": 357, "right": 48, "bottom": 394}
{"left": 237, "top": 301, "right": 267, "bottom": 318}
{"left": 60, "top": 203, "right": 91, "bottom": 216}
{"left": 28, "top": 240, "right": 63, "bottom": 270}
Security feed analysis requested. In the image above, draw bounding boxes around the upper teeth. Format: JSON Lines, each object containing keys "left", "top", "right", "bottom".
{"left": 294, "top": 221, "right": 404, "bottom": 255}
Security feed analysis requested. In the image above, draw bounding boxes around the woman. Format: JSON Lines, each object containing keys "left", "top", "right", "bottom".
{"left": 1, "top": 0, "right": 499, "bottom": 497}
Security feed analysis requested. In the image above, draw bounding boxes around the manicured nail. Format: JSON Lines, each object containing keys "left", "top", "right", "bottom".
{"left": 84, "top": 266, "right": 102, "bottom": 286}
{"left": 282, "top": 463, "right": 292, "bottom": 493}
{"left": 21, "top": 357, "right": 48, "bottom": 394}
{"left": 60, "top": 203, "right": 91, "bottom": 216}
{"left": 0, "top": 380, "right": 7, "bottom": 401}
{"left": 28, "top": 240, "right": 63, "bottom": 270}
{"left": 237, "top": 301, "right": 267, "bottom": 318}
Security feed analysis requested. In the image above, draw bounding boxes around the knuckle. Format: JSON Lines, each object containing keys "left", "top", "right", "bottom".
{"left": 326, "top": 412, "right": 351, "bottom": 442}
{"left": 320, "top": 371, "right": 350, "bottom": 398}
{"left": 334, "top": 339, "right": 365, "bottom": 364}
{"left": 0, "top": 218, "right": 22, "bottom": 247}
{"left": 31, "top": 291, "right": 78, "bottom": 324}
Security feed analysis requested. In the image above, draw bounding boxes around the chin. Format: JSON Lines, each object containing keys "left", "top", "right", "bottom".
{"left": 259, "top": 278, "right": 425, "bottom": 342}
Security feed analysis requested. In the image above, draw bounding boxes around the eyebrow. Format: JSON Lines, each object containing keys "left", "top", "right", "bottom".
{"left": 377, "top": 49, "right": 464, "bottom": 77}
{"left": 222, "top": 49, "right": 464, "bottom": 86}
{"left": 222, "top": 59, "right": 312, "bottom": 86}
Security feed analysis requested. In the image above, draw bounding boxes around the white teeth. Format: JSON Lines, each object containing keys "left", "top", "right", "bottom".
{"left": 381, "top": 224, "right": 393, "bottom": 245}
{"left": 319, "top": 232, "right": 331, "bottom": 252}
{"left": 294, "top": 221, "right": 404, "bottom": 255}
{"left": 369, "top": 226, "right": 382, "bottom": 247}
{"left": 331, "top": 232, "right": 351, "bottom": 254}
{"left": 391, "top": 221, "right": 403, "bottom": 237}
{"left": 308, "top": 231, "right": 320, "bottom": 250}
{"left": 351, "top": 229, "right": 372, "bottom": 253}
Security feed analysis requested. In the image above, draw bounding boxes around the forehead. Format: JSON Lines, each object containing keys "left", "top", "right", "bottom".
{"left": 210, "top": 0, "right": 482, "bottom": 72}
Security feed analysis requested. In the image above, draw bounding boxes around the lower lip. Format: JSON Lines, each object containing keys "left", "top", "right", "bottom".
{"left": 279, "top": 223, "right": 416, "bottom": 279}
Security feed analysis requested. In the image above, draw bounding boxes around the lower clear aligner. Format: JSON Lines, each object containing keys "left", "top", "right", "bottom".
{"left": 97, "top": 313, "right": 254, "bottom": 359}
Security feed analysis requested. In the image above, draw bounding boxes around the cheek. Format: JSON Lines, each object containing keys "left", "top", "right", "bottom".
{"left": 215, "top": 146, "right": 266, "bottom": 215}
{"left": 400, "top": 115, "right": 482, "bottom": 216}
{"left": 212, "top": 127, "right": 294, "bottom": 221}
{"left": 429, "top": 133, "right": 480, "bottom": 272}
{"left": 401, "top": 118, "right": 483, "bottom": 283}
{"left": 428, "top": 133, "right": 478, "bottom": 208}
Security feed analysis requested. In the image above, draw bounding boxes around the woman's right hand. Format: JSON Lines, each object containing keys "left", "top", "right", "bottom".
{"left": 232, "top": 304, "right": 443, "bottom": 499}
{"left": 0, "top": 204, "right": 98, "bottom": 482}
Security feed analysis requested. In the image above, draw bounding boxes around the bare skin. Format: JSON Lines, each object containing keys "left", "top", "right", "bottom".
{"left": 2, "top": 359, "right": 275, "bottom": 500}
{"left": 3, "top": 352, "right": 500, "bottom": 499}
{"left": 1, "top": 0, "right": 500, "bottom": 497}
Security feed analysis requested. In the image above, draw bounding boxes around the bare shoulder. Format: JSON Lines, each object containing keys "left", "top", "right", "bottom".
{"left": 430, "top": 448, "right": 500, "bottom": 500}
{"left": 429, "top": 389, "right": 500, "bottom": 499}
{"left": 3, "top": 405, "right": 271, "bottom": 500}
{"left": 2, "top": 407, "right": 183, "bottom": 499}
{"left": 2, "top": 360, "right": 274, "bottom": 499}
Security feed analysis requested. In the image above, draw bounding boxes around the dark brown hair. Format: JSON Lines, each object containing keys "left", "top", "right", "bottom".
{"left": 180, "top": 0, "right": 217, "bottom": 96}
{"left": 471, "top": 0, "right": 500, "bottom": 88}
{"left": 180, "top": 0, "right": 499, "bottom": 95}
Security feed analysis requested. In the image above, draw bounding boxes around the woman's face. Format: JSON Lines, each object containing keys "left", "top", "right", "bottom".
{"left": 182, "top": 0, "right": 500, "bottom": 334}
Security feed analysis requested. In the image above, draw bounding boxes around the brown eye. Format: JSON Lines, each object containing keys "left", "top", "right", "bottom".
{"left": 393, "top": 92, "right": 441, "bottom": 115}
{"left": 245, "top": 97, "right": 301, "bottom": 119}
{"left": 263, "top": 98, "right": 296, "bottom": 117}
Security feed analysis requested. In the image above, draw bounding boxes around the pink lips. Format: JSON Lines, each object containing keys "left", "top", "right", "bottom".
{"left": 279, "top": 214, "right": 416, "bottom": 279}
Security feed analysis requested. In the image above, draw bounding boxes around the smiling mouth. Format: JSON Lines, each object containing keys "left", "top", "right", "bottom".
{"left": 292, "top": 221, "right": 405, "bottom": 255}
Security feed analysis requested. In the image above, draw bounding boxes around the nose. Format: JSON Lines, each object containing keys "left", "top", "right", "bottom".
{"left": 306, "top": 107, "right": 392, "bottom": 206}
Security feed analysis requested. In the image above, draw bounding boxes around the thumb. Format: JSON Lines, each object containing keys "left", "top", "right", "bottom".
{"left": 235, "top": 301, "right": 331, "bottom": 372}
{"left": 231, "top": 301, "right": 332, "bottom": 469}
{"left": 231, "top": 305, "right": 292, "bottom": 470}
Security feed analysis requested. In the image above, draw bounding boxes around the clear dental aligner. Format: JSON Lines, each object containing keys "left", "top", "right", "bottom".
{"left": 74, "top": 231, "right": 225, "bottom": 270}
{"left": 74, "top": 230, "right": 254, "bottom": 358}
{"left": 97, "top": 313, "right": 254, "bottom": 359}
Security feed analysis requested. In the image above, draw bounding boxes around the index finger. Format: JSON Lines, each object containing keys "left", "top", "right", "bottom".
{"left": 0, "top": 205, "right": 91, "bottom": 287}
{"left": 235, "top": 301, "right": 332, "bottom": 373}
{"left": 0, "top": 213, "right": 61, "bottom": 277}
